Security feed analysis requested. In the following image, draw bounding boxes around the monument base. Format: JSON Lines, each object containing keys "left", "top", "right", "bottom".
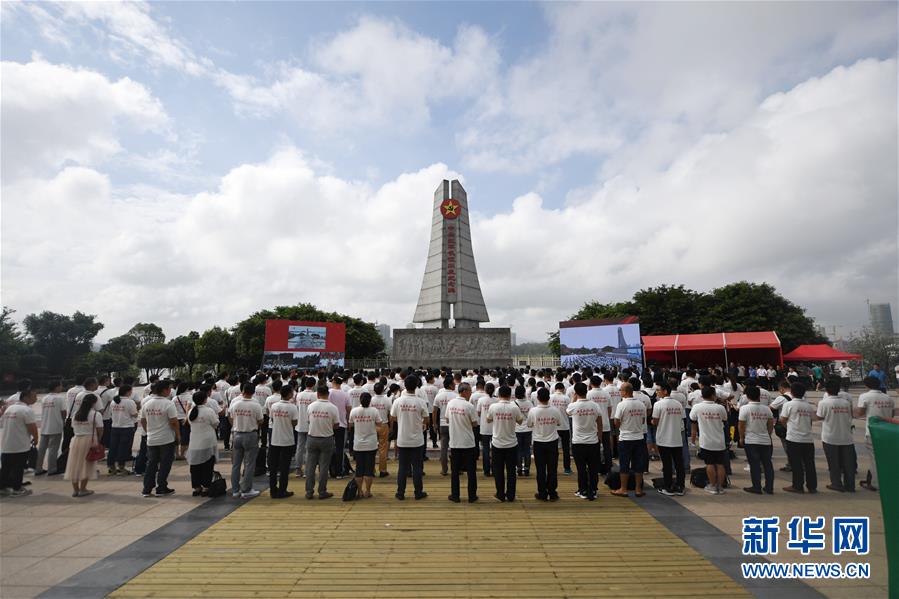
{"left": 392, "top": 328, "right": 512, "bottom": 370}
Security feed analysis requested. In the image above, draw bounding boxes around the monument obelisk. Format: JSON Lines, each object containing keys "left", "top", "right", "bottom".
{"left": 393, "top": 179, "right": 512, "bottom": 368}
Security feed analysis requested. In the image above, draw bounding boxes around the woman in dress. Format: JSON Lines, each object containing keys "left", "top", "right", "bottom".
{"left": 186, "top": 389, "right": 219, "bottom": 496}
{"left": 64, "top": 393, "right": 104, "bottom": 497}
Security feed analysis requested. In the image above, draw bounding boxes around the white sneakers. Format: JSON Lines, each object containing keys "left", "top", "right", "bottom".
{"left": 703, "top": 484, "right": 717, "bottom": 494}
{"left": 241, "top": 489, "right": 260, "bottom": 499}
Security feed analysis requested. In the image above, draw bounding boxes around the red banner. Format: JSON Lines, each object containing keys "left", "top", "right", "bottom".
{"left": 264, "top": 320, "right": 346, "bottom": 353}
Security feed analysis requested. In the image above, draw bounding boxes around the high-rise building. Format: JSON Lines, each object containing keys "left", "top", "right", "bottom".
{"left": 511, "top": 332, "right": 517, "bottom": 347}
{"left": 375, "top": 323, "right": 391, "bottom": 348}
{"left": 868, "top": 302, "right": 895, "bottom": 337}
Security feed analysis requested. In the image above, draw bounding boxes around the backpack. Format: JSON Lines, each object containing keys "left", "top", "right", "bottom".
{"left": 690, "top": 467, "right": 708, "bottom": 488}
{"left": 56, "top": 452, "right": 68, "bottom": 473}
{"left": 207, "top": 471, "right": 227, "bottom": 498}
{"left": 254, "top": 445, "right": 268, "bottom": 476}
{"left": 603, "top": 468, "right": 636, "bottom": 491}
{"left": 651, "top": 477, "right": 666, "bottom": 490}
{"left": 342, "top": 478, "right": 359, "bottom": 502}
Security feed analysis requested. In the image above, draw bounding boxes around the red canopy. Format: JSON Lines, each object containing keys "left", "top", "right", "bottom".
{"left": 642, "top": 331, "right": 783, "bottom": 367}
{"left": 782, "top": 344, "right": 862, "bottom": 362}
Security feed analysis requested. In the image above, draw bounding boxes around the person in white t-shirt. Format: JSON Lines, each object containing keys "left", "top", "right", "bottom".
{"left": 305, "top": 385, "right": 340, "bottom": 499}
{"left": 779, "top": 382, "right": 817, "bottom": 494}
{"left": 586, "top": 376, "right": 613, "bottom": 474}
{"left": 108, "top": 385, "right": 138, "bottom": 475}
{"left": 432, "top": 378, "right": 457, "bottom": 476}
{"left": 140, "top": 380, "right": 180, "bottom": 498}
{"left": 368, "top": 382, "right": 392, "bottom": 478}
{"left": 65, "top": 392, "right": 104, "bottom": 498}
{"left": 476, "top": 383, "right": 498, "bottom": 476}
{"left": 612, "top": 383, "right": 646, "bottom": 498}
{"left": 269, "top": 386, "right": 299, "bottom": 499}
{"left": 651, "top": 383, "right": 685, "bottom": 496}
{"left": 0, "top": 389, "right": 38, "bottom": 497}
{"left": 390, "top": 376, "right": 429, "bottom": 501}
{"left": 817, "top": 378, "right": 855, "bottom": 492}
{"left": 528, "top": 387, "right": 562, "bottom": 501}
{"left": 446, "top": 383, "right": 479, "bottom": 503}
{"left": 487, "top": 385, "right": 523, "bottom": 502}
{"left": 550, "top": 383, "right": 573, "bottom": 475}
{"left": 293, "top": 377, "right": 317, "bottom": 478}
{"left": 856, "top": 376, "right": 897, "bottom": 491}
{"left": 186, "top": 391, "right": 220, "bottom": 496}
{"left": 513, "top": 386, "right": 534, "bottom": 476}
{"left": 228, "top": 382, "right": 264, "bottom": 499}
{"left": 349, "top": 392, "right": 384, "bottom": 499}
{"left": 35, "top": 380, "right": 66, "bottom": 476}
{"left": 738, "top": 386, "right": 774, "bottom": 495}
{"left": 690, "top": 386, "right": 729, "bottom": 495}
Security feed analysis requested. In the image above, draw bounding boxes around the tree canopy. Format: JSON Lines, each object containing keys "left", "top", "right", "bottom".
{"left": 22, "top": 310, "right": 104, "bottom": 375}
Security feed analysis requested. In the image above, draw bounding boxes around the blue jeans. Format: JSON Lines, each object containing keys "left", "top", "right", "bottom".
{"left": 142, "top": 442, "right": 174, "bottom": 494}
{"left": 109, "top": 427, "right": 136, "bottom": 467}
{"left": 231, "top": 431, "right": 259, "bottom": 494}
{"left": 744, "top": 443, "right": 774, "bottom": 493}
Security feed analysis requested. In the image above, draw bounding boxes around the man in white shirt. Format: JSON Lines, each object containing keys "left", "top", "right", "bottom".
{"left": 293, "top": 377, "right": 316, "bottom": 478}
{"left": 35, "top": 380, "right": 66, "bottom": 476}
{"left": 433, "top": 378, "right": 457, "bottom": 476}
{"left": 369, "top": 382, "right": 392, "bottom": 478}
{"left": 528, "top": 387, "right": 562, "bottom": 501}
{"left": 738, "top": 386, "right": 774, "bottom": 495}
{"left": 140, "top": 380, "right": 180, "bottom": 498}
{"left": 446, "top": 383, "right": 479, "bottom": 503}
{"left": 305, "top": 385, "right": 340, "bottom": 499}
{"left": 690, "top": 386, "right": 729, "bottom": 495}
{"left": 779, "top": 382, "right": 817, "bottom": 494}
{"left": 269, "top": 386, "right": 299, "bottom": 499}
{"left": 586, "top": 376, "right": 613, "bottom": 474}
{"left": 228, "top": 383, "right": 264, "bottom": 499}
{"left": 611, "top": 383, "right": 645, "bottom": 498}
{"left": 476, "top": 383, "right": 498, "bottom": 476}
{"left": 856, "top": 376, "right": 897, "bottom": 491}
{"left": 487, "top": 385, "right": 523, "bottom": 502}
{"left": 817, "top": 378, "right": 855, "bottom": 492}
{"left": 422, "top": 373, "right": 440, "bottom": 450}
{"left": 0, "top": 390, "right": 38, "bottom": 497}
{"left": 390, "top": 376, "right": 429, "bottom": 500}
{"left": 651, "top": 383, "right": 685, "bottom": 496}
{"left": 839, "top": 363, "right": 852, "bottom": 392}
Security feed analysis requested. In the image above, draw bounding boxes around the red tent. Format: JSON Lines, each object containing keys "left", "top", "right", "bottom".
{"left": 642, "top": 331, "right": 782, "bottom": 368}
{"left": 782, "top": 344, "right": 862, "bottom": 362}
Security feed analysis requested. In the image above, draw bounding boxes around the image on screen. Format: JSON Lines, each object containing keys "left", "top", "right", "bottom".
{"left": 262, "top": 351, "right": 345, "bottom": 369}
{"left": 559, "top": 323, "right": 643, "bottom": 371}
{"left": 287, "top": 325, "right": 327, "bottom": 350}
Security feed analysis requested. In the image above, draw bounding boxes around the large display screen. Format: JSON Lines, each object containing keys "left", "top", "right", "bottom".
{"left": 559, "top": 319, "right": 643, "bottom": 371}
{"left": 263, "top": 320, "right": 346, "bottom": 369}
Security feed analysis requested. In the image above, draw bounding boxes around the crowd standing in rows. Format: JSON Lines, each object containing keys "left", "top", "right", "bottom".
{"left": 0, "top": 363, "right": 895, "bottom": 502}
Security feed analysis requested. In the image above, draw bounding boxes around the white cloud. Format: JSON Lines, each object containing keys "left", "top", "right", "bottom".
{"left": 0, "top": 58, "right": 171, "bottom": 179}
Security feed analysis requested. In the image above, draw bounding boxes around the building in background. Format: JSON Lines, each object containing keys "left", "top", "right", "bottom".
{"left": 375, "top": 323, "right": 392, "bottom": 349}
{"left": 868, "top": 302, "right": 895, "bottom": 337}
{"left": 511, "top": 332, "right": 517, "bottom": 347}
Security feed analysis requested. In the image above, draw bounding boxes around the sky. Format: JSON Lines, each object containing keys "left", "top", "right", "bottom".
{"left": 1, "top": 1, "right": 897, "bottom": 344}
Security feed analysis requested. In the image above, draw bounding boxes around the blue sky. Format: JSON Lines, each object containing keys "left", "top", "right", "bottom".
{"left": 2, "top": 2, "right": 897, "bottom": 343}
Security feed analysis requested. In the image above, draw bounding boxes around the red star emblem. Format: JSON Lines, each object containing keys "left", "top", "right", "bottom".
{"left": 440, "top": 199, "right": 461, "bottom": 219}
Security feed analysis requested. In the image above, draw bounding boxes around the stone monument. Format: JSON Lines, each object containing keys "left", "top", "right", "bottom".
{"left": 393, "top": 179, "right": 512, "bottom": 369}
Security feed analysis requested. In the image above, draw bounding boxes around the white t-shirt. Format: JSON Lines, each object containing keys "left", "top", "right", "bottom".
{"left": 527, "top": 404, "right": 562, "bottom": 443}
{"left": 390, "top": 392, "right": 429, "bottom": 448}
{"left": 294, "top": 390, "right": 316, "bottom": 433}
{"left": 111, "top": 397, "right": 138, "bottom": 428}
{"left": 586, "top": 388, "right": 612, "bottom": 432}
{"left": 651, "top": 397, "right": 685, "bottom": 447}
{"left": 548, "top": 393, "right": 571, "bottom": 430}
{"left": 349, "top": 406, "right": 383, "bottom": 451}
{"left": 307, "top": 399, "right": 339, "bottom": 438}
{"left": 780, "top": 397, "right": 816, "bottom": 443}
{"left": 487, "top": 400, "right": 523, "bottom": 449}
{"left": 857, "top": 390, "right": 895, "bottom": 437}
{"left": 71, "top": 389, "right": 98, "bottom": 417}
{"left": 421, "top": 385, "right": 439, "bottom": 410}
{"left": 738, "top": 403, "right": 773, "bottom": 446}
{"left": 433, "top": 389, "right": 457, "bottom": 427}
{"left": 613, "top": 398, "right": 646, "bottom": 442}
{"left": 0, "top": 403, "right": 35, "bottom": 452}
{"left": 839, "top": 366, "right": 852, "bottom": 378}
{"left": 72, "top": 410, "right": 103, "bottom": 438}
{"left": 187, "top": 405, "right": 219, "bottom": 451}
{"left": 476, "top": 395, "right": 498, "bottom": 435}
{"left": 40, "top": 393, "right": 66, "bottom": 435}
{"left": 689, "top": 400, "right": 728, "bottom": 451}
{"left": 514, "top": 399, "right": 534, "bottom": 433}
{"left": 567, "top": 399, "right": 602, "bottom": 445}
{"left": 173, "top": 392, "right": 192, "bottom": 422}
{"left": 141, "top": 396, "right": 177, "bottom": 446}
{"left": 446, "top": 397, "right": 478, "bottom": 449}
{"left": 253, "top": 384, "right": 272, "bottom": 408}
{"left": 269, "top": 400, "right": 299, "bottom": 447}
{"left": 264, "top": 394, "right": 281, "bottom": 429}
{"left": 816, "top": 394, "right": 853, "bottom": 446}
{"left": 369, "top": 394, "right": 392, "bottom": 425}
{"left": 229, "top": 398, "right": 263, "bottom": 433}
{"left": 348, "top": 386, "right": 365, "bottom": 409}
{"left": 66, "top": 385, "right": 84, "bottom": 412}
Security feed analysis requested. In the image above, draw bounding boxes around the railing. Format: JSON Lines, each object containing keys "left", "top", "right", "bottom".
{"left": 344, "top": 356, "right": 561, "bottom": 370}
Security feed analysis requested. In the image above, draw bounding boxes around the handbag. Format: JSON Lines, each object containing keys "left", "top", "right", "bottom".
{"left": 207, "top": 471, "right": 227, "bottom": 497}
{"left": 86, "top": 417, "right": 105, "bottom": 462}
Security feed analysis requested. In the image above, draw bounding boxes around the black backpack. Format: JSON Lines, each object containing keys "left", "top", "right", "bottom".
{"left": 207, "top": 471, "right": 227, "bottom": 498}
{"left": 342, "top": 478, "right": 359, "bottom": 502}
{"left": 603, "top": 468, "right": 636, "bottom": 491}
{"left": 690, "top": 467, "right": 708, "bottom": 488}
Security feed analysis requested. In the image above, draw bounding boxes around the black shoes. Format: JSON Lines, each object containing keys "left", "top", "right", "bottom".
{"left": 448, "top": 495, "right": 461, "bottom": 503}
{"left": 414, "top": 492, "right": 428, "bottom": 500}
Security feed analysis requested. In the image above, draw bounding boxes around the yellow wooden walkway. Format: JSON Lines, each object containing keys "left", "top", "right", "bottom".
{"left": 111, "top": 460, "right": 747, "bottom": 598}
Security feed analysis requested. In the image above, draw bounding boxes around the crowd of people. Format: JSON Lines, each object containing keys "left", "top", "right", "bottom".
{"left": 0, "top": 363, "right": 894, "bottom": 502}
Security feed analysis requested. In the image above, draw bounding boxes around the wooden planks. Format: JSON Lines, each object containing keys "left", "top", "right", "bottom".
{"left": 111, "top": 461, "right": 747, "bottom": 598}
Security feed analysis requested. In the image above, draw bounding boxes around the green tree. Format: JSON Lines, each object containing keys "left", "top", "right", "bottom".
{"left": 22, "top": 310, "right": 104, "bottom": 375}
{"left": 631, "top": 285, "right": 703, "bottom": 335}
{"left": 0, "top": 307, "right": 29, "bottom": 377}
{"left": 127, "top": 322, "right": 166, "bottom": 348}
{"left": 196, "top": 326, "right": 236, "bottom": 372}
{"left": 136, "top": 342, "right": 174, "bottom": 379}
{"left": 232, "top": 303, "right": 384, "bottom": 367}
{"left": 72, "top": 351, "right": 131, "bottom": 380}
{"left": 168, "top": 332, "right": 200, "bottom": 379}
{"left": 103, "top": 334, "right": 139, "bottom": 363}
{"left": 848, "top": 329, "right": 898, "bottom": 378}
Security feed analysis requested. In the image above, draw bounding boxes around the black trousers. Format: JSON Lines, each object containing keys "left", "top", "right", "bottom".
{"left": 330, "top": 427, "right": 346, "bottom": 477}
{"left": 532, "top": 440, "right": 559, "bottom": 499}
{"left": 492, "top": 445, "right": 518, "bottom": 500}
{"left": 744, "top": 443, "right": 774, "bottom": 493}
{"left": 822, "top": 442, "right": 856, "bottom": 491}
{"left": 516, "top": 432, "right": 532, "bottom": 472}
{"left": 396, "top": 445, "right": 424, "bottom": 497}
{"left": 659, "top": 444, "right": 685, "bottom": 491}
{"left": 450, "top": 447, "right": 478, "bottom": 500}
{"left": 0, "top": 451, "right": 28, "bottom": 490}
{"left": 219, "top": 414, "right": 231, "bottom": 449}
{"left": 260, "top": 415, "right": 269, "bottom": 447}
{"left": 572, "top": 443, "right": 600, "bottom": 498}
{"left": 599, "top": 430, "right": 612, "bottom": 474}
{"left": 269, "top": 444, "right": 294, "bottom": 496}
{"left": 558, "top": 429, "right": 572, "bottom": 471}
{"left": 480, "top": 434, "right": 492, "bottom": 475}
{"left": 785, "top": 440, "right": 817, "bottom": 491}
{"left": 189, "top": 456, "right": 215, "bottom": 489}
